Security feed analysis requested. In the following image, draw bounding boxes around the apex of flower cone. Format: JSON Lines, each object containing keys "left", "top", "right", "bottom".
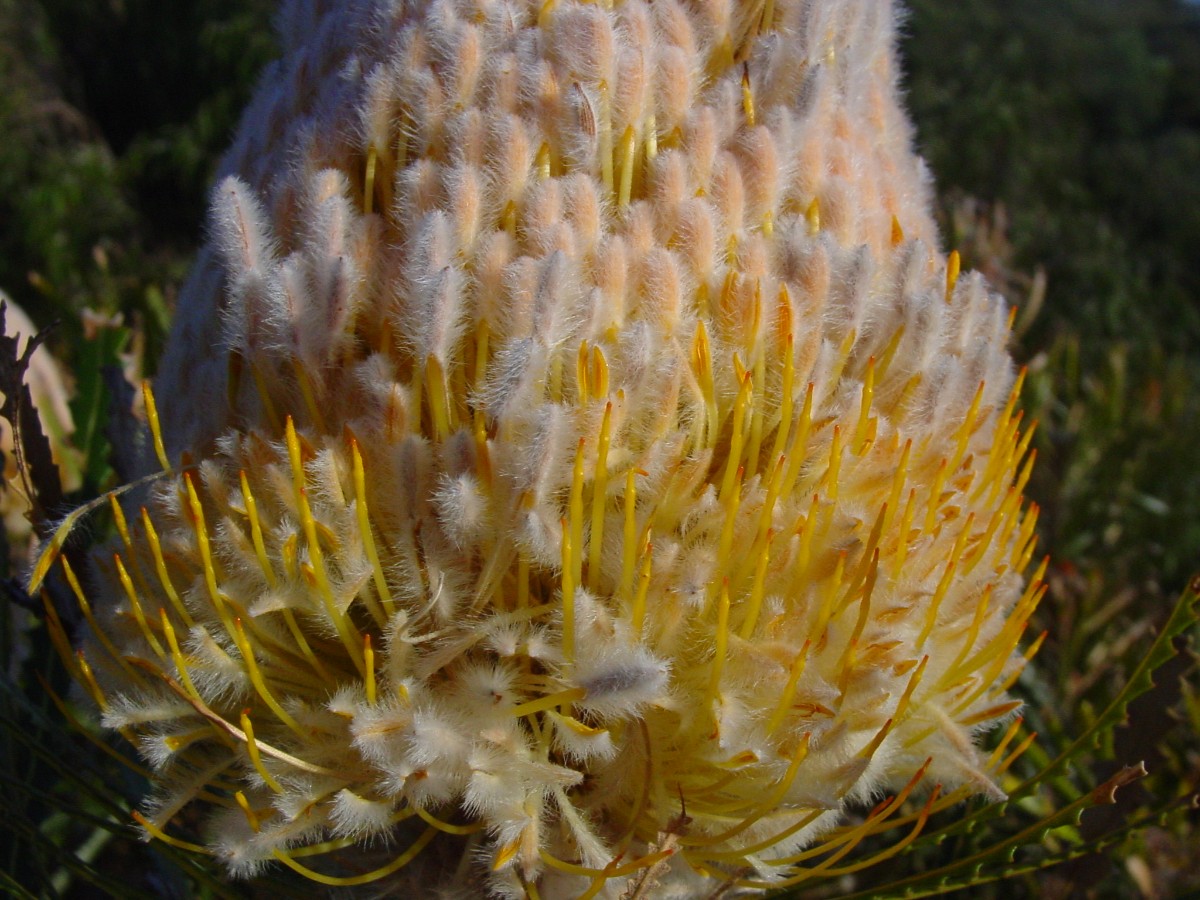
{"left": 53, "top": 0, "right": 1044, "bottom": 896}
{"left": 158, "top": 0, "right": 940, "bottom": 455}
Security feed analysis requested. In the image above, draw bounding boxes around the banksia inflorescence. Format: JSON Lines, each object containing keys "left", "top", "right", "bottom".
{"left": 36, "top": 0, "right": 1045, "bottom": 895}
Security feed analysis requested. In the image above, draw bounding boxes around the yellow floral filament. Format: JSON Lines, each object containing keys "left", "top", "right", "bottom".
{"left": 415, "top": 804, "right": 485, "bottom": 835}
{"left": 597, "top": 80, "right": 613, "bottom": 193}
{"left": 619, "top": 468, "right": 640, "bottom": 603}
{"left": 59, "top": 556, "right": 136, "bottom": 676}
{"left": 234, "top": 790, "right": 261, "bottom": 832}
{"left": 945, "top": 249, "right": 961, "bottom": 302}
{"left": 349, "top": 438, "right": 393, "bottom": 623}
{"left": 762, "top": 782, "right": 938, "bottom": 884}
{"left": 741, "top": 64, "right": 756, "bottom": 126}
{"left": 631, "top": 542, "right": 653, "bottom": 637}
{"left": 853, "top": 358, "right": 876, "bottom": 453}
{"left": 239, "top": 710, "right": 285, "bottom": 793}
{"left": 996, "top": 729, "right": 1039, "bottom": 776}
{"left": 75, "top": 650, "right": 108, "bottom": 711}
{"left": 923, "top": 457, "right": 949, "bottom": 535}
{"left": 838, "top": 550, "right": 879, "bottom": 693}
{"left": 232, "top": 618, "right": 305, "bottom": 737}
{"left": 819, "top": 425, "right": 843, "bottom": 504}
{"left": 890, "top": 488, "right": 918, "bottom": 580}
{"left": 792, "top": 491, "right": 819, "bottom": 579}
{"left": 683, "top": 733, "right": 811, "bottom": 847}
{"left": 768, "top": 329, "right": 796, "bottom": 465}
{"left": 272, "top": 827, "right": 437, "bottom": 886}
{"left": 767, "top": 642, "right": 812, "bottom": 736}
{"left": 740, "top": 453, "right": 785, "bottom": 586}
{"left": 949, "top": 381, "right": 986, "bottom": 474}
{"left": 290, "top": 358, "right": 327, "bottom": 432}
{"left": 160, "top": 609, "right": 202, "bottom": 701}
{"left": 691, "top": 321, "right": 718, "bottom": 449}
{"left": 239, "top": 470, "right": 277, "bottom": 589}
{"left": 509, "top": 687, "right": 587, "bottom": 718}
{"left": 708, "top": 580, "right": 732, "bottom": 705}
{"left": 738, "top": 532, "right": 772, "bottom": 639}
{"left": 917, "top": 521, "right": 973, "bottom": 647}
{"left": 539, "top": 848, "right": 671, "bottom": 880}
{"left": 363, "top": 144, "right": 377, "bottom": 214}
{"left": 875, "top": 324, "right": 907, "bottom": 381}
{"left": 286, "top": 418, "right": 365, "bottom": 674}
{"left": 713, "top": 465, "right": 744, "bottom": 595}
{"left": 114, "top": 554, "right": 166, "bottom": 661}
{"left": 184, "top": 472, "right": 236, "bottom": 637}
{"left": 425, "top": 354, "right": 454, "bottom": 440}
{"left": 561, "top": 515, "right": 577, "bottom": 665}
{"left": 132, "top": 812, "right": 213, "bottom": 855}
{"left": 618, "top": 124, "right": 636, "bottom": 208}
{"left": 805, "top": 197, "right": 821, "bottom": 234}
{"left": 991, "top": 629, "right": 1048, "bottom": 697}
{"left": 720, "top": 371, "right": 753, "bottom": 506}
{"left": 140, "top": 507, "right": 193, "bottom": 627}
{"left": 141, "top": 380, "right": 172, "bottom": 472}
{"left": 569, "top": 438, "right": 586, "bottom": 591}
{"left": 364, "top": 634, "right": 377, "bottom": 705}
{"left": 587, "top": 401, "right": 612, "bottom": 591}
{"left": 892, "top": 655, "right": 928, "bottom": 724}
{"left": 812, "top": 551, "right": 847, "bottom": 641}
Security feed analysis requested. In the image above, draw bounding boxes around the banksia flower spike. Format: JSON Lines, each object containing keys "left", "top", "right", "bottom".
{"left": 36, "top": 0, "right": 1045, "bottom": 895}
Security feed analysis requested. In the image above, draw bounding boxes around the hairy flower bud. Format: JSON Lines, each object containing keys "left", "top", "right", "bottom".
{"left": 42, "top": 0, "right": 1045, "bottom": 896}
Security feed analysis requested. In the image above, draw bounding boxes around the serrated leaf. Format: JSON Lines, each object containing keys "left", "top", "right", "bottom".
{"left": 1010, "top": 578, "right": 1199, "bottom": 799}
{"left": 817, "top": 764, "right": 1147, "bottom": 900}
{"left": 0, "top": 301, "right": 64, "bottom": 534}
{"left": 67, "top": 314, "right": 129, "bottom": 493}
{"left": 903, "top": 578, "right": 1200, "bottom": 853}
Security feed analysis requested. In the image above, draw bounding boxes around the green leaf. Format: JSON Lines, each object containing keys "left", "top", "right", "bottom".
{"left": 67, "top": 315, "right": 129, "bottom": 493}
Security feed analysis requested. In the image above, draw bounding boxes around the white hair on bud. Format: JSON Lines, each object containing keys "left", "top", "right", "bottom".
{"left": 572, "top": 643, "right": 669, "bottom": 720}
{"left": 330, "top": 789, "right": 398, "bottom": 840}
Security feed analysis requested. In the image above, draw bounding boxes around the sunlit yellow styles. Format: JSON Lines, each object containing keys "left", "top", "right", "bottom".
{"left": 47, "top": 0, "right": 1044, "bottom": 895}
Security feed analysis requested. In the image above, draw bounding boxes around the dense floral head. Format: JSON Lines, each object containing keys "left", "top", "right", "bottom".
{"left": 41, "top": 0, "right": 1044, "bottom": 895}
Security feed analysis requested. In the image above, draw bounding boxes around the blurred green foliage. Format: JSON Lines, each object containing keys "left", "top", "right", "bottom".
{"left": 906, "top": 0, "right": 1200, "bottom": 358}
{"left": 0, "top": 0, "right": 274, "bottom": 363}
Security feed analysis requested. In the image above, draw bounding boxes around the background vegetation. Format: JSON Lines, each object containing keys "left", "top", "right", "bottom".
{"left": 1, "top": 0, "right": 1197, "bottom": 896}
